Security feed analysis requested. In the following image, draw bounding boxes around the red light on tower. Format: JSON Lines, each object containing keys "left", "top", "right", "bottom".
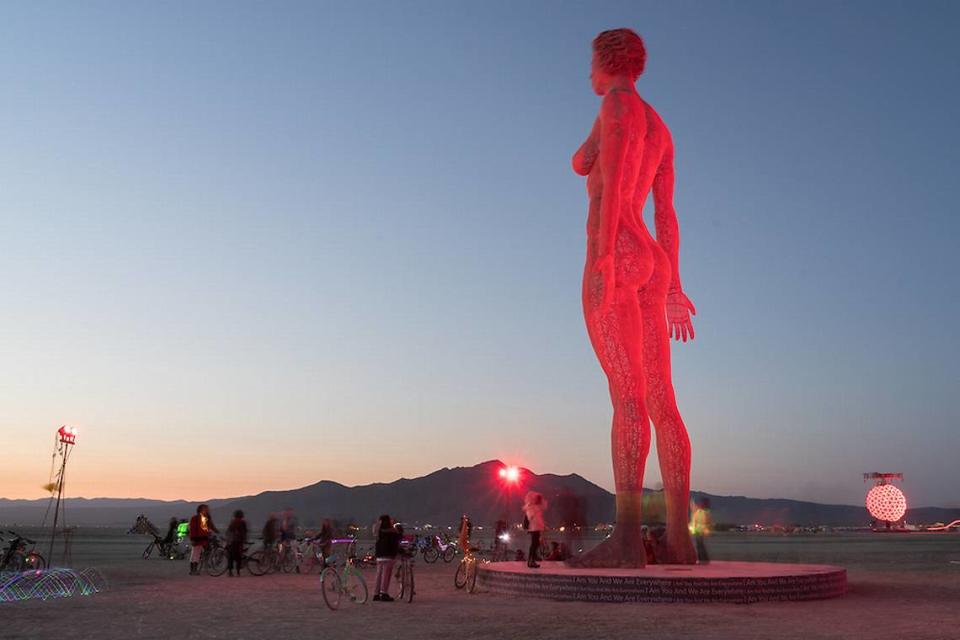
{"left": 58, "top": 425, "right": 78, "bottom": 445}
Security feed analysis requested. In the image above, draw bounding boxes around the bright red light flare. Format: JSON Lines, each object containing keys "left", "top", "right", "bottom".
{"left": 866, "top": 484, "right": 907, "bottom": 522}
{"left": 499, "top": 466, "right": 520, "bottom": 484}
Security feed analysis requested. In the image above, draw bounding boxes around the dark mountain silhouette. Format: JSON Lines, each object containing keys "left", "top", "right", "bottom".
{"left": 2, "top": 460, "right": 957, "bottom": 529}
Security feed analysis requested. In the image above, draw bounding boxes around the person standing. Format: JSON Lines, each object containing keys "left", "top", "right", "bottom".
{"left": 457, "top": 514, "right": 472, "bottom": 555}
{"left": 262, "top": 513, "right": 278, "bottom": 556}
{"left": 188, "top": 504, "right": 218, "bottom": 575}
{"left": 690, "top": 497, "right": 712, "bottom": 564}
{"left": 372, "top": 514, "right": 401, "bottom": 601}
{"left": 523, "top": 492, "right": 548, "bottom": 569}
{"left": 318, "top": 519, "right": 334, "bottom": 566}
{"left": 226, "top": 510, "right": 247, "bottom": 576}
{"left": 493, "top": 518, "right": 508, "bottom": 561}
{"left": 279, "top": 507, "right": 298, "bottom": 559}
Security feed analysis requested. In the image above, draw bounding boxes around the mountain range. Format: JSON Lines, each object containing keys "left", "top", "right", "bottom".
{"left": 2, "top": 460, "right": 957, "bottom": 529}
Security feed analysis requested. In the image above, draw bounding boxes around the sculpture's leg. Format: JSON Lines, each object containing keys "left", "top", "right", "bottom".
{"left": 571, "top": 285, "right": 650, "bottom": 568}
{"left": 640, "top": 291, "right": 696, "bottom": 564}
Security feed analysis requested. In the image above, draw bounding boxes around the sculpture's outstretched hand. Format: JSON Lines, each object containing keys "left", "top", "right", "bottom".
{"left": 666, "top": 290, "right": 696, "bottom": 342}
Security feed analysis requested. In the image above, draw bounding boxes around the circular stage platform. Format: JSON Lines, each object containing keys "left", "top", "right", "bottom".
{"left": 478, "top": 560, "right": 846, "bottom": 603}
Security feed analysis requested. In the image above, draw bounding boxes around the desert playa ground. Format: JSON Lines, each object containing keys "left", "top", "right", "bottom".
{"left": 2, "top": 532, "right": 959, "bottom": 640}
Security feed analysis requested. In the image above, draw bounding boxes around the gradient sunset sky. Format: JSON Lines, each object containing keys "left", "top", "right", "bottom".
{"left": 2, "top": 1, "right": 958, "bottom": 508}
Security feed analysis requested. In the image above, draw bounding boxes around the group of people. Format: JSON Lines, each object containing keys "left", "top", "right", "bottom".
{"left": 186, "top": 505, "right": 334, "bottom": 576}
{"left": 518, "top": 491, "right": 712, "bottom": 567}
{"left": 182, "top": 492, "right": 711, "bottom": 580}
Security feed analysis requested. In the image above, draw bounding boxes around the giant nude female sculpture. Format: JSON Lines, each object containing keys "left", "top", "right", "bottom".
{"left": 572, "top": 29, "right": 697, "bottom": 567}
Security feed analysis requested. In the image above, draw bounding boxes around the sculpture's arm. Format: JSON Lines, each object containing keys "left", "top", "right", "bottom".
{"left": 653, "top": 141, "right": 682, "bottom": 292}
{"left": 654, "top": 139, "right": 696, "bottom": 341}
{"left": 572, "top": 117, "right": 600, "bottom": 176}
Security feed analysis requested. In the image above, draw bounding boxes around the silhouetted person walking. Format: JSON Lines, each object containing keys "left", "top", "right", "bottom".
{"left": 523, "top": 492, "right": 548, "bottom": 568}
{"left": 691, "top": 497, "right": 712, "bottom": 564}
{"left": 226, "top": 510, "right": 247, "bottom": 576}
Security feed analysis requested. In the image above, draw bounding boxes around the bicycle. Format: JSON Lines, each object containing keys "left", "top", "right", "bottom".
{"left": 454, "top": 545, "right": 486, "bottom": 593}
{"left": 320, "top": 540, "right": 368, "bottom": 610}
{"left": 393, "top": 549, "right": 415, "bottom": 603}
{"left": 296, "top": 536, "right": 329, "bottom": 574}
{"left": 198, "top": 535, "right": 228, "bottom": 576}
{"left": 402, "top": 534, "right": 431, "bottom": 560}
{"left": 142, "top": 535, "right": 184, "bottom": 560}
{"left": 247, "top": 539, "right": 298, "bottom": 575}
{"left": 423, "top": 533, "right": 457, "bottom": 564}
{"left": 0, "top": 531, "right": 47, "bottom": 573}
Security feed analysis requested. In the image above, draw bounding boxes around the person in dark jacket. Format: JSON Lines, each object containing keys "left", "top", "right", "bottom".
{"left": 372, "top": 514, "right": 401, "bottom": 601}
{"left": 226, "top": 510, "right": 247, "bottom": 576}
{"left": 318, "top": 519, "right": 334, "bottom": 565}
{"left": 188, "top": 504, "right": 218, "bottom": 575}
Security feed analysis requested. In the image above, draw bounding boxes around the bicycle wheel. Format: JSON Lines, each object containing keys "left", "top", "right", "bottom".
{"left": 466, "top": 559, "right": 479, "bottom": 593}
{"left": 442, "top": 545, "right": 457, "bottom": 563}
{"left": 247, "top": 550, "right": 266, "bottom": 576}
{"left": 24, "top": 552, "right": 46, "bottom": 571}
{"left": 394, "top": 562, "right": 406, "bottom": 601}
{"left": 320, "top": 567, "right": 343, "bottom": 610}
{"left": 206, "top": 547, "right": 228, "bottom": 576}
{"left": 142, "top": 542, "right": 154, "bottom": 560}
{"left": 281, "top": 548, "right": 297, "bottom": 574}
{"left": 344, "top": 568, "right": 368, "bottom": 604}
{"left": 300, "top": 546, "right": 320, "bottom": 574}
{"left": 423, "top": 547, "right": 438, "bottom": 563}
{"left": 454, "top": 559, "right": 467, "bottom": 589}
{"left": 402, "top": 563, "right": 414, "bottom": 602}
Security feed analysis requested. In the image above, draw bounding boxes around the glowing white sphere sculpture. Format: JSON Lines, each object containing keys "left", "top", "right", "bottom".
{"left": 865, "top": 484, "right": 907, "bottom": 522}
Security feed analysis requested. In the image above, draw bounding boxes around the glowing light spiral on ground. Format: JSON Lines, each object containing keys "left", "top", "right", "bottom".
{"left": 0, "top": 568, "right": 106, "bottom": 603}
{"left": 866, "top": 484, "right": 907, "bottom": 522}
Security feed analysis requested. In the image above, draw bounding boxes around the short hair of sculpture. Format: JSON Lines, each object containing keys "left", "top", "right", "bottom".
{"left": 592, "top": 28, "right": 646, "bottom": 80}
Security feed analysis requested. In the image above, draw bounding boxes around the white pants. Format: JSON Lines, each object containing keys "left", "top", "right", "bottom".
{"left": 374, "top": 558, "right": 396, "bottom": 594}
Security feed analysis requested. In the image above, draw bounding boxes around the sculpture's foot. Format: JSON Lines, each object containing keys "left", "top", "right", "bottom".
{"left": 565, "top": 530, "right": 646, "bottom": 569}
{"left": 660, "top": 528, "right": 697, "bottom": 565}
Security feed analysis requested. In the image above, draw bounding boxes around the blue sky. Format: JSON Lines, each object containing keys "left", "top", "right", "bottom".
{"left": 1, "top": 1, "right": 958, "bottom": 507}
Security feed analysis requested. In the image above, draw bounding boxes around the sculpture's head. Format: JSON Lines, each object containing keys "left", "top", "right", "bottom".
{"left": 591, "top": 28, "right": 646, "bottom": 95}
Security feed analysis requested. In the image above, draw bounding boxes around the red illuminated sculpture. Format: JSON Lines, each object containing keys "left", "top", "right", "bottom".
{"left": 572, "top": 29, "right": 696, "bottom": 566}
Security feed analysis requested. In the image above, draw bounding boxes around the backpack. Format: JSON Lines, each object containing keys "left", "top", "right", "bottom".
{"left": 522, "top": 514, "right": 530, "bottom": 530}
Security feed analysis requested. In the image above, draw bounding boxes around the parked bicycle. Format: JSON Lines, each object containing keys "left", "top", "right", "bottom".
{"left": 401, "top": 534, "right": 431, "bottom": 559}
{"left": 296, "top": 536, "right": 330, "bottom": 574}
{"left": 423, "top": 532, "right": 457, "bottom": 564}
{"left": 199, "top": 535, "right": 228, "bottom": 576}
{"left": 247, "top": 539, "right": 297, "bottom": 575}
{"left": 393, "top": 547, "right": 415, "bottom": 603}
{"left": 0, "top": 531, "right": 46, "bottom": 573}
{"left": 320, "top": 539, "right": 368, "bottom": 610}
{"left": 454, "top": 545, "right": 486, "bottom": 593}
